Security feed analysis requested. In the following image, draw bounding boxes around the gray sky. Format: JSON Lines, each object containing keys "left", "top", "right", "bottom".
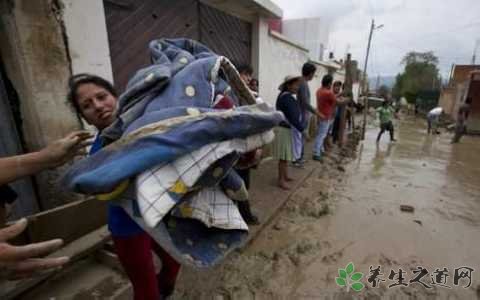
{"left": 271, "top": 0, "right": 480, "bottom": 78}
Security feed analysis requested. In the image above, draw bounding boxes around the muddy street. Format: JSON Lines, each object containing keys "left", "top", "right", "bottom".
{"left": 177, "top": 117, "right": 480, "bottom": 299}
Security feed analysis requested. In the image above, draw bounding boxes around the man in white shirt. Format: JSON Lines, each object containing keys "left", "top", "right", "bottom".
{"left": 427, "top": 107, "right": 443, "bottom": 134}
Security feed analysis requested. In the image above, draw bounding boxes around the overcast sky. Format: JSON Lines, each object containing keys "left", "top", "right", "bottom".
{"left": 271, "top": 0, "right": 480, "bottom": 78}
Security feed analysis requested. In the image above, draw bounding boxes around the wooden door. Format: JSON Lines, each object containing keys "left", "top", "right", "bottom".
{"left": 104, "top": 0, "right": 252, "bottom": 91}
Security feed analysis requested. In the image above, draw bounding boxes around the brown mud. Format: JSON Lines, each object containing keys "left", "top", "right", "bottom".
{"left": 176, "top": 117, "right": 480, "bottom": 300}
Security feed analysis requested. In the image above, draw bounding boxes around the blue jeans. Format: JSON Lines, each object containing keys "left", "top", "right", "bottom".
{"left": 313, "top": 119, "right": 332, "bottom": 156}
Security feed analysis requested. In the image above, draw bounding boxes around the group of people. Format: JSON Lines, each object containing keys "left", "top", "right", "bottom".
{"left": 272, "top": 63, "right": 353, "bottom": 190}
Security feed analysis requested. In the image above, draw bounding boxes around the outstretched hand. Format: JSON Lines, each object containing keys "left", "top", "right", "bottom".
{"left": 0, "top": 219, "right": 69, "bottom": 280}
{"left": 40, "top": 131, "right": 93, "bottom": 168}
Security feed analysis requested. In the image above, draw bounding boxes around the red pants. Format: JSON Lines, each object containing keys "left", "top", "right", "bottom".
{"left": 113, "top": 233, "right": 181, "bottom": 300}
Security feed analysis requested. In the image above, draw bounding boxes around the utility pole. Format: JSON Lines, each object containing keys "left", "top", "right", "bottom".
{"left": 361, "top": 19, "right": 384, "bottom": 140}
{"left": 361, "top": 19, "right": 375, "bottom": 140}
{"left": 472, "top": 39, "right": 479, "bottom": 65}
{"left": 375, "top": 75, "right": 380, "bottom": 93}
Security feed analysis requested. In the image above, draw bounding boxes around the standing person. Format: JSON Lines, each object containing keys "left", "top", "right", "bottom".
{"left": 235, "top": 64, "right": 260, "bottom": 225}
{"left": 274, "top": 75, "right": 305, "bottom": 190}
{"left": 0, "top": 131, "right": 91, "bottom": 280}
{"left": 329, "top": 81, "right": 345, "bottom": 146}
{"left": 427, "top": 107, "right": 443, "bottom": 134}
{"left": 312, "top": 75, "right": 335, "bottom": 161}
{"left": 376, "top": 99, "right": 397, "bottom": 143}
{"left": 346, "top": 95, "right": 355, "bottom": 132}
{"left": 67, "top": 74, "right": 180, "bottom": 300}
{"left": 249, "top": 78, "right": 259, "bottom": 92}
{"left": 292, "top": 62, "right": 318, "bottom": 167}
{"left": 451, "top": 98, "right": 472, "bottom": 143}
{"left": 237, "top": 64, "right": 253, "bottom": 89}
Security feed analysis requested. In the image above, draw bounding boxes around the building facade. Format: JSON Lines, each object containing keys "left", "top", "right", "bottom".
{"left": 0, "top": 0, "right": 346, "bottom": 216}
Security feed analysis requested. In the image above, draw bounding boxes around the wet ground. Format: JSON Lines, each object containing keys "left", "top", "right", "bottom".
{"left": 178, "top": 116, "right": 480, "bottom": 299}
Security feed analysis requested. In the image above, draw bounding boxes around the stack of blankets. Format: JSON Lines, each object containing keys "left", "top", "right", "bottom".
{"left": 63, "top": 39, "right": 283, "bottom": 268}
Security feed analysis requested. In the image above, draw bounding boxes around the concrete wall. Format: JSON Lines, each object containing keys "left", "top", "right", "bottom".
{"left": 466, "top": 79, "right": 480, "bottom": 132}
{"left": 452, "top": 82, "right": 468, "bottom": 121}
{"left": 63, "top": 0, "right": 113, "bottom": 82}
{"left": 257, "top": 26, "right": 308, "bottom": 105}
{"left": 255, "top": 19, "right": 333, "bottom": 108}
{"left": 439, "top": 87, "right": 456, "bottom": 116}
{"left": 0, "top": 0, "right": 83, "bottom": 209}
{"left": 282, "top": 18, "right": 330, "bottom": 62}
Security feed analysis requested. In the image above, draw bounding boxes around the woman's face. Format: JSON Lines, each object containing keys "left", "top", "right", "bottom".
{"left": 333, "top": 84, "right": 342, "bottom": 94}
{"left": 76, "top": 83, "right": 117, "bottom": 130}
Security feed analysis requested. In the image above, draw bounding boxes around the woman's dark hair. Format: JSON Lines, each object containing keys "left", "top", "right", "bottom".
{"left": 333, "top": 80, "right": 343, "bottom": 87}
{"left": 302, "top": 62, "right": 317, "bottom": 77}
{"left": 67, "top": 73, "right": 117, "bottom": 115}
{"left": 281, "top": 78, "right": 301, "bottom": 92}
{"left": 321, "top": 74, "right": 333, "bottom": 87}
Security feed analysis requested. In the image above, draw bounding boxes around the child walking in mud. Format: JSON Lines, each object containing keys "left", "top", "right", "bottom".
{"left": 376, "top": 99, "right": 397, "bottom": 143}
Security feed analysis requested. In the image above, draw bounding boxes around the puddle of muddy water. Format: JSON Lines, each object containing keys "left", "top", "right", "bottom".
{"left": 277, "top": 117, "right": 480, "bottom": 299}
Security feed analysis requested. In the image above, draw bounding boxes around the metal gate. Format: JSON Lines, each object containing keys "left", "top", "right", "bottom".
{"left": 0, "top": 62, "right": 39, "bottom": 219}
{"left": 104, "top": 0, "right": 252, "bottom": 91}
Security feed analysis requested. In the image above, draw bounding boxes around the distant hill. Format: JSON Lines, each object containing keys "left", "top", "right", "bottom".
{"left": 368, "top": 75, "right": 396, "bottom": 90}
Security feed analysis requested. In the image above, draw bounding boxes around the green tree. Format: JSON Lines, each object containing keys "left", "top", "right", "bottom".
{"left": 392, "top": 51, "right": 441, "bottom": 104}
{"left": 392, "top": 73, "right": 404, "bottom": 100}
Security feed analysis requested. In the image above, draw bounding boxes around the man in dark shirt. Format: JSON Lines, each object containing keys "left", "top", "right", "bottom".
{"left": 292, "top": 62, "right": 319, "bottom": 167}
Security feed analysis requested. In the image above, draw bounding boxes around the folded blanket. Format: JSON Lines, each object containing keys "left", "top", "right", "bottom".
{"left": 63, "top": 38, "right": 284, "bottom": 268}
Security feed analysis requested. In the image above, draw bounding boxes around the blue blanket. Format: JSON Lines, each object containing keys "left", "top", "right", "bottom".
{"left": 63, "top": 39, "right": 283, "bottom": 268}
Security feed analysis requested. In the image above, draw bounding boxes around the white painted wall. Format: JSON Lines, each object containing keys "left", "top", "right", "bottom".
{"left": 63, "top": 0, "right": 113, "bottom": 82}
{"left": 256, "top": 19, "right": 331, "bottom": 108}
{"left": 282, "top": 18, "right": 331, "bottom": 62}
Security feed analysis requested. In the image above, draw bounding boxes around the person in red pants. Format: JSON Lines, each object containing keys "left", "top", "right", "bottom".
{"left": 113, "top": 234, "right": 180, "bottom": 299}
{"left": 67, "top": 73, "right": 180, "bottom": 299}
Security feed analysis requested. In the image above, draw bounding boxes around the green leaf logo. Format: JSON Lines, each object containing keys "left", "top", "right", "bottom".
{"left": 351, "top": 282, "right": 365, "bottom": 291}
{"left": 335, "top": 262, "right": 365, "bottom": 292}
{"left": 346, "top": 263, "right": 354, "bottom": 274}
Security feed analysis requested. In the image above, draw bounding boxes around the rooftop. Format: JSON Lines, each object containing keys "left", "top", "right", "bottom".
{"left": 200, "top": 0, "right": 283, "bottom": 22}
